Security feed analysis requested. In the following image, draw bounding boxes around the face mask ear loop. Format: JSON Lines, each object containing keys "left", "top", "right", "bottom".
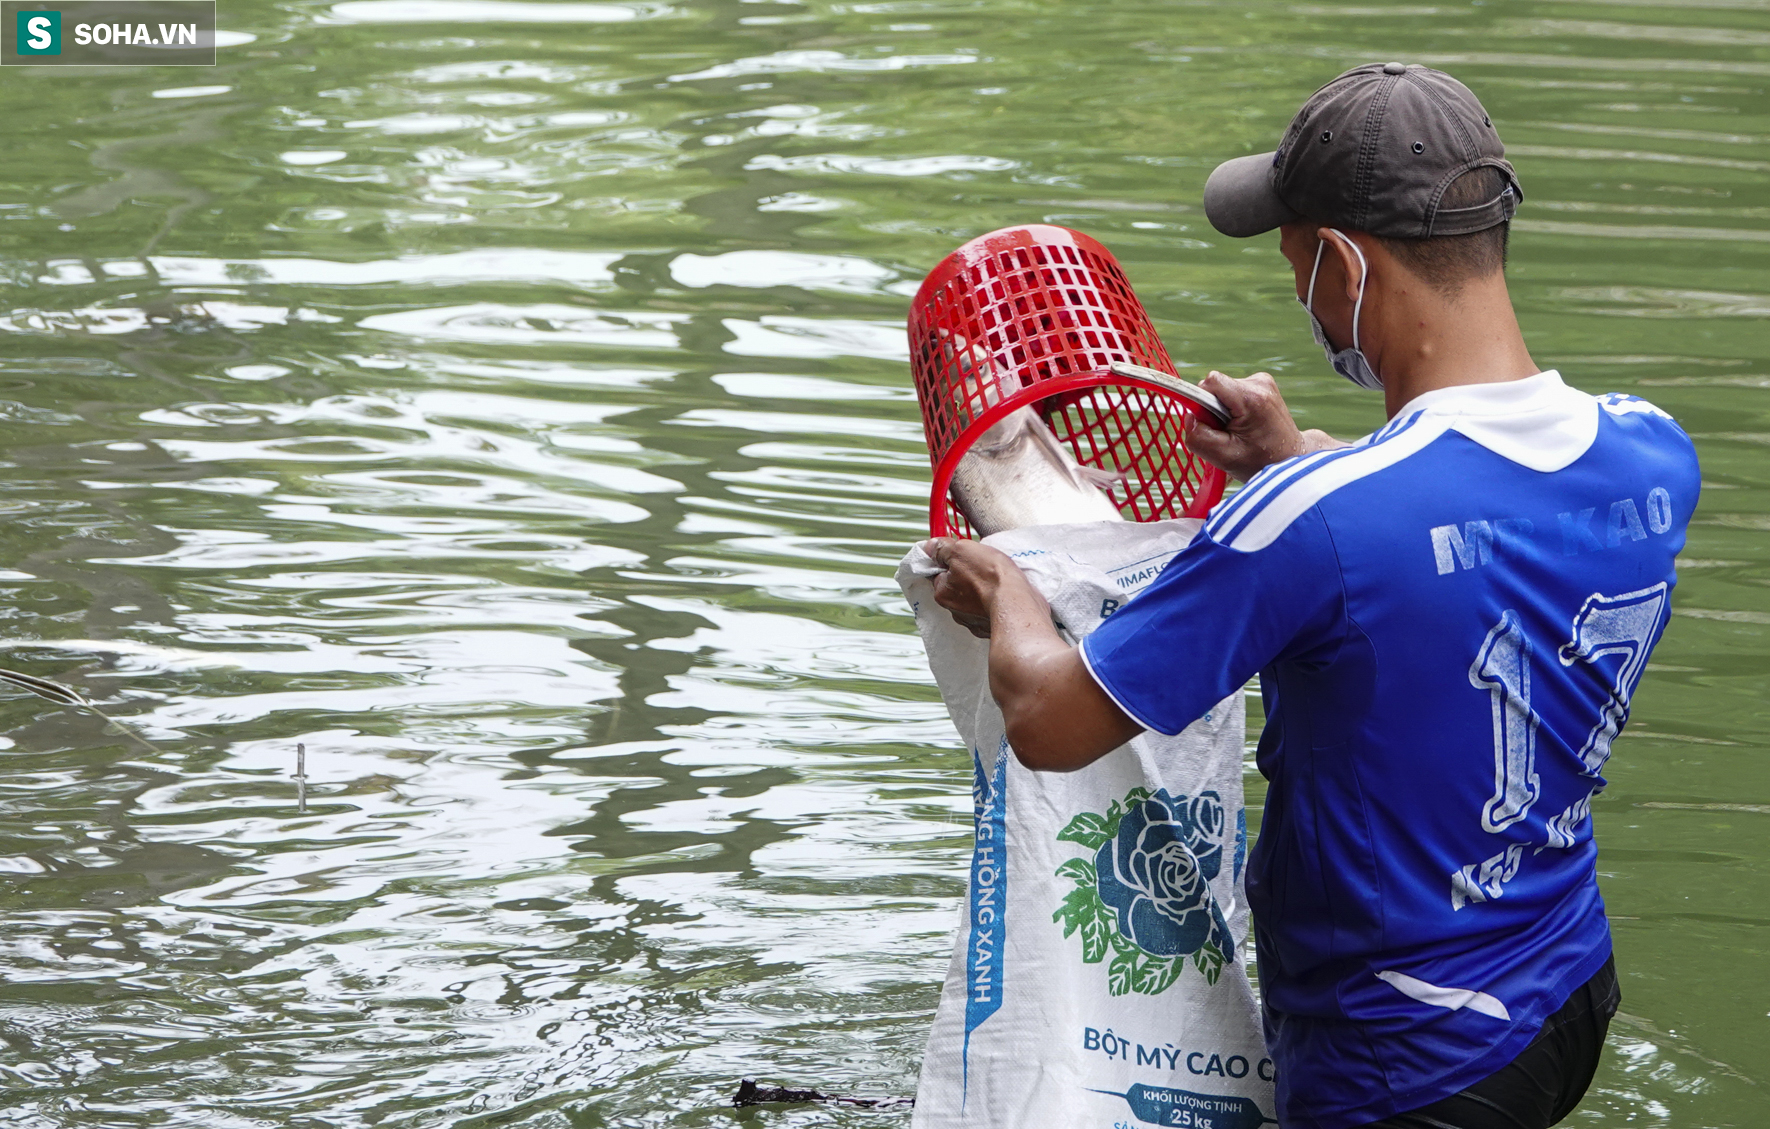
{"left": 1305, "top": 237, "right": 1327, "bottom": 312}
{"left": 1327, "top": 228, "right": 1370, "bottom": 353}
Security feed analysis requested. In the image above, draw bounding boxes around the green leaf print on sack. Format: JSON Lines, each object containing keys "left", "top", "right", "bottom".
{"left": 1051, "top": 785, "right": 1234, "bottom": 994}
{"left": 1055, "top": 811, "right": 1113, "bottom": 850}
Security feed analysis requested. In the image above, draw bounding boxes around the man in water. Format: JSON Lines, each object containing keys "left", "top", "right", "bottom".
{"left": 925, "top": 64, "right": 1699, "bottom": 1129}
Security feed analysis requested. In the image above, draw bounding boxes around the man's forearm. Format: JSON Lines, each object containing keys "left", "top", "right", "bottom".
{"left": 985, "top": 573, "right": 1142, "bottom": 771}
{"left": 925, "top": 536, "right": 1144, "bottom": 771}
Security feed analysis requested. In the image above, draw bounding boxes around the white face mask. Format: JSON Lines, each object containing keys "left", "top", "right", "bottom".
{"left": 1298, "top": 229, "right": 1383, "bottom": 391}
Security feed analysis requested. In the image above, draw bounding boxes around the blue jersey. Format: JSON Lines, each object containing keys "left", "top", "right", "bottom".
{"left": 1080, "top": 372, "right": 1699, "bottom": 1129}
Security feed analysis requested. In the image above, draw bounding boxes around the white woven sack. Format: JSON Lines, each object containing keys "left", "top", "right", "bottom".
{"left": 899, "top": 519, "right": 1276, "bottom": 1129}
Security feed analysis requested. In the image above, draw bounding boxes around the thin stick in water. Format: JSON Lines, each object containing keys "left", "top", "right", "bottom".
{"left": 296, "top": 742, "right": 307, "bottom": 813}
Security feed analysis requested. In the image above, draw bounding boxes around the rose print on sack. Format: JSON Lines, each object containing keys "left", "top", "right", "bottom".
{"left": 1052, "top": 787, "right": 1234, "bottom": 994}
{"left": 1098, "top": 792, "right": 1223, "bottom": 956}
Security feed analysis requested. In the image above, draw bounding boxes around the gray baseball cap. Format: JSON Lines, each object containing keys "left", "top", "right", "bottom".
{"left": 1203, "top": 62, "right": 1522, "bottom": 239}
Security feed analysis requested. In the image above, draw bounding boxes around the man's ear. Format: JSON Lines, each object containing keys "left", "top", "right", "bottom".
{"left": 1315, "top": 227, "right": 1369, "bottom": 304}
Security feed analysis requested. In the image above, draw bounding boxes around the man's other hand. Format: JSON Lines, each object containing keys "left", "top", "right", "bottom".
{"left": 1185, "top": 370, "right": 1347, "bottom": 481}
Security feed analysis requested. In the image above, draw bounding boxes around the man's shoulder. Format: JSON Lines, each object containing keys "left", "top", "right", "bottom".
{"left": 1588, "top": 391, "right": 1700, "bottom": 480}
{"left": 1592, "top": 391, "right": 1698, "bottom": 451}
{"left": 1202, "top": 410, "right": 1450, "bottom": 554}
{"left": 1594, "top": 391, "right": 1675, "bottom": 422}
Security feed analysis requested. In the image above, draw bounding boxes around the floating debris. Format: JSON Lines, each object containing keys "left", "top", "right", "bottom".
{"left": 0, "top": 666, "right": 158, "bottom": 753}
{"left": 731, "top": 1079, "right": 913, "bottom": 1110}
{"left": 0, "top": 667, "right": 91, "bottom": 706}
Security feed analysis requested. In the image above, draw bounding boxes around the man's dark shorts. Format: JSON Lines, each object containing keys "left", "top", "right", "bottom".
{"left": 1358, "top": 957, "right": 1621, "bottom": 1129}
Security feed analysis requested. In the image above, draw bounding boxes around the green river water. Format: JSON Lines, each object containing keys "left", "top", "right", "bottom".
{"left": 0, "top": 0, "right": 1764, "bottom": 1125}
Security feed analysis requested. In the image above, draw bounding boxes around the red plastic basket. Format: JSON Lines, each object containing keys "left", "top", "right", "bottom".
{"left": 909, "top": 224, "right": 1227, "bottom": 538}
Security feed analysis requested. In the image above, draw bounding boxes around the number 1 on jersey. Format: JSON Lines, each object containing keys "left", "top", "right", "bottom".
{"left": 1470, "top": 612, "right": 1540, "bottom": 833}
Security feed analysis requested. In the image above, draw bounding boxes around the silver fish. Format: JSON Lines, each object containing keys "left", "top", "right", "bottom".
{"left": 929, "top": 330, "right": 1126, "bottom": 538}
{"left": 948, "top": 406, "right": 1125, "bottom": 537}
